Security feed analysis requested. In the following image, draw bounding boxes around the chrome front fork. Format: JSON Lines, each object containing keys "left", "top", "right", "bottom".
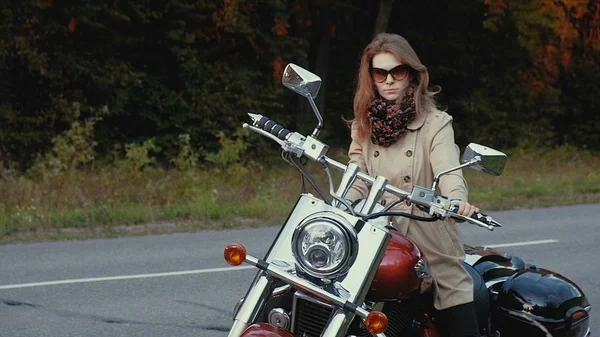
{"left": 227, "top": 273, "right": 274, "bottom": 337}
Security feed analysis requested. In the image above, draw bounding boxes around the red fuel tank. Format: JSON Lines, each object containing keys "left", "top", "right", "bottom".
{"left": 369, "top": 230, "right": 429, "bottom": 301}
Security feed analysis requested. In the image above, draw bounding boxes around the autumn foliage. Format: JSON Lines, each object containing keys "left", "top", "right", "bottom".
{"left": 484, "top": 0, "right": 600, "bottom": 92}
{"left": 0, "top": 0, "right": 599, "bottom": 172}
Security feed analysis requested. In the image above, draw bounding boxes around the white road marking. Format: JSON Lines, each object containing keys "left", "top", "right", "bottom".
{"left": 482, "top": 239, "right": 559, "bottom": 248}
{"left": 0, "top": 266, "right": 255, "bottom": 290}
{"left": 0, "top": 239, "right": 559, "bottom": 290}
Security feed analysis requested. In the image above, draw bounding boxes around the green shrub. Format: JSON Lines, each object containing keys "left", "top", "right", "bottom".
{"left": 27, "top": 103, "right": 107, "bottom": 179}
{"left": 171, "top": 134, "right": 199, "bottom": 170}
{"left": 122, "top": 138, "right": 161, "bottom": 171}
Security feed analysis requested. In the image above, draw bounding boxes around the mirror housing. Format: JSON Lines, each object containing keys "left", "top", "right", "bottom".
{"left": 281, "top": 63, "right": 324, "bottom": 138}
{"left": 282, "top": 63, "right": 322, "bottom": 99}
{"left": 462, "top": 143, "right": 507, "bottom": 176}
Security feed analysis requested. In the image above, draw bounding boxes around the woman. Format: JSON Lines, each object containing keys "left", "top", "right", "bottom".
{"left": 346, "top": 33, "right": 480, "bottom": 337}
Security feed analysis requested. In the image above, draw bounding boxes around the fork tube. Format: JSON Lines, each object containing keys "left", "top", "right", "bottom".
{"left": 321, "top": 309, "right": 387, "bottom": 337}
{"left": 321, "top": 308, "right": 355, "bottom": 337}
{"left": 227, "top": 273, "right": 274, "bottom": 337}
{"left": 333, "top": 163, "right": 359, "bottom": 207}
{"left": 361, "top": 176, "right": 388, "bottom": 214}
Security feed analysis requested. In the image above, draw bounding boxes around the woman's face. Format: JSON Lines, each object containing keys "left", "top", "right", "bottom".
{"left": 370, "top": 52, "right": 411, "bottom": 101}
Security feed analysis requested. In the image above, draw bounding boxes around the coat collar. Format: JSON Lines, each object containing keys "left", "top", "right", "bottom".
{"left": 407, "top": 111, "right": 427, "bottom": 130}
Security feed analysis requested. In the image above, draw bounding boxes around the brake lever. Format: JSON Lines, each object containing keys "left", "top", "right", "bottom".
{"left": 448, "top": 211, "right": 501, "bottom": 231}
{"left": 243, "top": 123, "right": 285, "bottom": 146}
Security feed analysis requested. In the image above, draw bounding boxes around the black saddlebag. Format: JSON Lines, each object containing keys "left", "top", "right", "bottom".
{"left": 492, "top": 266, "right": 590, "bottom": 337}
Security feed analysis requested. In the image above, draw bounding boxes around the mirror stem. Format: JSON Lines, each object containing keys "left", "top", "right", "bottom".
{"left": 308, "top": 98, "right": 323, "bottom": 138}
{"left": 431, "top": 156, "right": 481, "bottom": 192}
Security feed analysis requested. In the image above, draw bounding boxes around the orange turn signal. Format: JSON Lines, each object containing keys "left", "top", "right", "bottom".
{"left": 364, "top": 310, "right": 388, "bottom": 335}
{"left": 224, "top": 243, "right": 247, "bottom": 266}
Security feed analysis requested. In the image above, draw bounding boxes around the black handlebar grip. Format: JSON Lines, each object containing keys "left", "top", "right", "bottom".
{"left": 449, "top": 203, "right": 486, "bottom": 223}
{"left": 470, "top": 212, "right": 498, "bottom": 226}
{"left": 254, "top": 115, "right": 291, "bottom": 140}
{"left": 448, "top": 202, "right": 499, "bottom": 227}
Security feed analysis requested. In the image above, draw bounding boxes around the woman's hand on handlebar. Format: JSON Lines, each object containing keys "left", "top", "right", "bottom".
{"left": 448, "top": 201, "right": 479, "bottom": 224}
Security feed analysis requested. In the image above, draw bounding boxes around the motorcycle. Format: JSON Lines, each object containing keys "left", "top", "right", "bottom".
{"left": 222, "top": 64, "right": 591, "bottom": 337}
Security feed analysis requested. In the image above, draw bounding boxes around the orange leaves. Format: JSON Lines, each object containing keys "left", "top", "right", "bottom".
{"left": 483, "top": 0, "right": 509, "bottom": 11}
{"left": 522, "top": 70, "right": 546, "bottom": 95}
{"left": 213, "top": 0, "right": 253, "bottom": 34}
{"left": 484, "top": 0, "right": 598, "bottom": 93}
{"left": 68, "top": 17, "right": 77, "bottom": 33}
{"left": 540, "top": 0, "right": 598, "bottom": 64}
{"left": 223, "top": 0, "right": 253, "bottom": 15}
{"left": 561, "top": 0, "right": 588, "bottom": 19}
{"left": 273, "top": 17, "right": 288, "bottom": 36}
{"left": 482, "top": 0, "right": 509, "bottom": 32}
{"left": 583, "top": 1, "right": 600, "bottom": 59}
{"left": 273, "top": 56, "right": 286, "bottom": 82}
{"left": 561, "top": 50, "right": 572, "bottom": 66}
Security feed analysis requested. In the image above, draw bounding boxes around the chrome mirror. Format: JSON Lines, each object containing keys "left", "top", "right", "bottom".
{"left": 462, "top": 143, "right": 507, "bottom": 176}
{"left": 281, "top": 63, "right": 324, "bottom": 138}
{"left": 282, "top": 63, "right": 322, "bottom": 99}
{"left": 431, "top": 143, "right": 506, "bottom": 192}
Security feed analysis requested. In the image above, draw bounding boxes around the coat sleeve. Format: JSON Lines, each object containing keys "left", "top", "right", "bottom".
{"left": 430, "top": 113, "right": 469, "bottom": 202}
{"left": 346, "top": 122, "right": 370, "bottom": 202}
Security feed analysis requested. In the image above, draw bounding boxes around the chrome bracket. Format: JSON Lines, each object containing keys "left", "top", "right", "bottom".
{"left": 414, "top": 259, "right": 432, "bottom": 279}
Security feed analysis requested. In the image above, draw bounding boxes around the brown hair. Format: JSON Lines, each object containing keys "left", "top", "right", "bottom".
{"left": 350, "top": 33, "right": 440, "bottom": 140}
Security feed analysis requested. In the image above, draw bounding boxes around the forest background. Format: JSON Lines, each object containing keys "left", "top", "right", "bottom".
{"left": 1, "top": 0, "right": 599, "bottom": 242}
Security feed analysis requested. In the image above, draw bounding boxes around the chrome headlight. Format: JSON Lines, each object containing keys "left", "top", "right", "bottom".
{"left": 291, "top": 212, "right": 358, "bottom": 279}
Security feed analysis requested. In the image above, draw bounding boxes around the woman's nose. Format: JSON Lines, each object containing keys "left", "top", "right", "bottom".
{"left": 385, "top": 74, "right": 395, "bottom": 84}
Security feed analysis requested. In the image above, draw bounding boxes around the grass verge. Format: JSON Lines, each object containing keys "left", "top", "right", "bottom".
{"left": 1, "top": 146, "right": 599, "bottom": 243}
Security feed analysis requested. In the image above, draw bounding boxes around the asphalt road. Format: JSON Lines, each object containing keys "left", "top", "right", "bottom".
{"left": 1, "top": 203, "right": 598, "bottom": 337}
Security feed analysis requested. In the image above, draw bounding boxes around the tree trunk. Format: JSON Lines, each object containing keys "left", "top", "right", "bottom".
{"left": 314, "top": 4, "right": 332, "bottom": 118}
{"left": 373, "top": 0, "right": 395, "bottom": 36}
{"left": 293, "top": 0, "right": 332, "bottom": 132}
{"left": 292, "top": 0, "right": 312, "bottom": 129}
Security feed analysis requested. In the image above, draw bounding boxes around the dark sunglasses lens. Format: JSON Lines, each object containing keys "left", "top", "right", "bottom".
{"left": 391, "top": 66, "right": 408, "bottom": 80}
{"left": 371, "top": 69, "right": 388, "bottom": 83}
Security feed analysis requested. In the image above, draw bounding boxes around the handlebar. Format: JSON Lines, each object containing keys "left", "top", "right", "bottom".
{"left": 470, "top": 212, "right": 502, "bottom": 228}
{"left": 447, "top": 201, "right": 501, "bottom": 230}
{"left": 448, "top": 211, "right": 501, "bottom": 230}
{"left": 249, "top": 113, "right": 292, "bottom": 141}
{"left": 243, "top": 114, "right": 502, "bottom": 231}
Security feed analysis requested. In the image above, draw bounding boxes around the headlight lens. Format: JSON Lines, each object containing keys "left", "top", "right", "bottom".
{"left": 292, "top": 213, "right": 358, "bottom": 279}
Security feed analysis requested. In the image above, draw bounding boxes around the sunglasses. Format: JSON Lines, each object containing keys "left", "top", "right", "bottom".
{"left": 369, "top": 64, "right": 411, "bottom": 83}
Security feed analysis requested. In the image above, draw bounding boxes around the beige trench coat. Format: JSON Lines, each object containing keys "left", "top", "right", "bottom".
{"left": 346, "top": 109, "right": 473, "bottom": 310}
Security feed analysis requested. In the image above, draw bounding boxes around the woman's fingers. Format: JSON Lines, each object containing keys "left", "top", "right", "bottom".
{"left": 458, "top": 201, "right": 479, "bottom": 217}
{"left": 449, "top": 201, "right": 480, "bottom": 223}
{"left": 467, "top": 205, "right": 476, "bottom": 217}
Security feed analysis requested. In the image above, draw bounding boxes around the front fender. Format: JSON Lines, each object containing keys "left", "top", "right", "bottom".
{"left": 240, "top": 323, "right": 294, "bottom": 337}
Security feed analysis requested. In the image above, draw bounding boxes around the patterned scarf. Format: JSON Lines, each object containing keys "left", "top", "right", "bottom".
{"left": 368, "top": 85, "right": 417, "bottom": 147}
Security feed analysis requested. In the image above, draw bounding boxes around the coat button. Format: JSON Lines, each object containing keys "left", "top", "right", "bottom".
{"left": 403, "top": 175, "right": 411, "bottom": 183}
{"left": 380, "top": 199, "right": 387, "bottom": 206}
{"left": 406, "top": 150, "right": 413, "bottom": 157}
{"left": 374, "top": 150, "right": 380, "bottom": 157}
